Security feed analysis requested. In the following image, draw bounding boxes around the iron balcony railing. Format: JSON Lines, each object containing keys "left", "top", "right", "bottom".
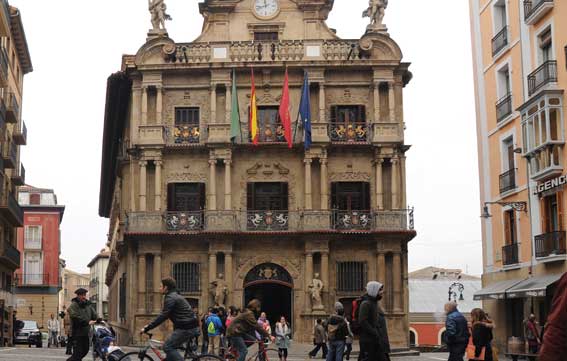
{"left": 499, "top": 168, "right": 516, "bottom": 194}
{"left": 19, "top": 274, "right": 50, "bottom": 287}
{"left": 165, "top": 211, "right": 205, "bottom": 231}
{"left": 502, "top": 243, "right": 520, "bottom": 265}
{"left": 332, "top": 210, "right": 372, "bottom": 230}
{"left": 13, "top": 120, "right": 27, "bottom": 145}
{"left": 2, "top": 138, "right": 17, "bottom": 168}
{"left": 492, "top": 26, "right": 509, "bottom": 56}
{"left": 329, "top": 122, "right": 369, "bottom": 143}
{"left": 0, "top": 46, "right": 7, "bottom": 82}
{"left": 11, "top": 163, "right": 25, "bottom": 186}
{"left": 496, "top": 93, "right": 513, "bottom": 122}
{"left": 535, "top": 231, "right": 566, "bottom": 258}
{"left": 1, "top": 243, "right": 20, "bottom": 268}
{"left": 528, "top": 60, "right": 557, "bottom": 96}
{"left": 247, "top": 210, "right": 289, "bottom": 231}
{"left": 5, "top": 92, "right": 19, "bottom": 123}
{"left": 171, "top": 124, "right": 200, "bottom": 144}
{"left": 524, "top": 0, "right": 553, "bottom": 21}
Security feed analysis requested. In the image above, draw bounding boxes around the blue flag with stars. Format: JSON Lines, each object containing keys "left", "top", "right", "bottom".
{"left": 299, "top": 71, "right": 312, "bottom": 149}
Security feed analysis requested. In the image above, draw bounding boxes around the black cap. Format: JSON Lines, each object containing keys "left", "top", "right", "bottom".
{"left": 74, "top": 288, "right": 88, "bottom": 295}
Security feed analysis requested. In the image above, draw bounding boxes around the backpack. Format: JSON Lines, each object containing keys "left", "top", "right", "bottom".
{"left": 350, "top": 297, "right": 363, "bottom": 335}
{"left": 327, "top": 316, "right": 348, "bottom": 341}
{"left": 207, "top": 318, "right": 216, "bottom": 335}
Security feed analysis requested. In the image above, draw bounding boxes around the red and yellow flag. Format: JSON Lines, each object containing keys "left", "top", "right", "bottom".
{"left": 279, "top": 68, "right": 292, "bottom": 148}
{"left": 249, "top": 68, "right": 259, "bottom": 145}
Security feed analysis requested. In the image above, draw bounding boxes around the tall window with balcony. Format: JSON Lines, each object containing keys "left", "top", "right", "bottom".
{"left": 492, "top": 0, "right": 509, "bottom": 56}
{"left": 247, "top": 182, "right": 288, "bottom": 230}
{"left": 535, "top": 193, "right": 566, "bottom": 258}
{"left": 529, "top": 28, "right": 557, "bottom": 96}
{"left": 174, "top": 107, "right": 200, "bottom": 144}
{"left": 500, "top": 138, "right": 516, "bottom": 194}
{"left": 503, "top": 210, "right": 519, "bottom": 265}
{"left": 329, "top": 105, "right": 368, "bottom": 142}
{"left": 253, "top": 106, "right": 285, "bottom": 143}
{"left": 166, "top": 183, "right": 205, "bottom": 231}
{"left": 496, "top": 65, "right": 512, "bottom": 123}
{"left": 331, "top": 182, "right": 371, "bottom": 230}
{"left": 23, "top": 252, "right": 42, "bottom": 286}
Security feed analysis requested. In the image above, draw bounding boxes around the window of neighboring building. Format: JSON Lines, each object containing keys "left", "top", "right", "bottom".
{"left": 246, "top": 182, "right": 288, "bottom": 210}
{"left": 167, "top": 183, "right": 206, "bottom": 211}
{"left": 23, "top": 252, "right": 43, "bottom": 285}
{"left": 521, "top": 95, "right": 562, "bottom": 156}
{"left": 29, "top": 193, "right": 40, "bottom": 205}
{"left": 24, "top": 226, "right": 42, "bottom": 250}
{"left": 504, "top": 209, "right": 517, "bottom": 245}
{"left": 331, "top": 182, "right": 371, "bottom": 211}
{"left": 493, "top": 0, "right": 507, "bottom": 33}
{"left": 172, "top": 262, "right": 200, "bottom": 293}
{"left": 254, "top": 32, "right": 279, "bottom": 41}
{"left": 41, "top": 193, "right": 56, "bottom": 205}
{"left": 542, "top": 193, "right": 562, "bottom": 233}
{"left": 497, "top": 64, "right": 511, "bottom": 98}
{"left": 503, "top": 137, "right": 515, "bottom": 172}
{"left": 18, "top": 192, "right": 30, "bottom": 205}
{"left": 539, "top": 28, "right": 553, "bottom": 63}
{"left": 336, "top": 261, "right": 367, "bottom": 293}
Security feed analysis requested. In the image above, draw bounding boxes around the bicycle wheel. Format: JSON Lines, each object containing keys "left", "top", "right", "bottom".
{"left": 192, "top": 353, "right": 225, "bottom": 361}
{"left": 255, "top": 348, "right": 280, "bottom": 361}
{"left": 117, "top": 351, "right": 153, "bottom": 361}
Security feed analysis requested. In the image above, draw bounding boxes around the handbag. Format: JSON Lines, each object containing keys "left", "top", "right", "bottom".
{"left": 466, "top": 344, "right": 486, "bottom": 360}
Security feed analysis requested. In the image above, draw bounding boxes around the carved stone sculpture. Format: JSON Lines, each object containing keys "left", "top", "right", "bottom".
{"left": 149, "top": 0, "right": 172, "bottom": 32}
{"left": 308, "top": 273, "right": 324, "bottom": 310}
{"left": 210, "top": 273, "right": 228, "bottom": 306}
{"left": 362, "top": 0, "right": 388, "bottom": 31}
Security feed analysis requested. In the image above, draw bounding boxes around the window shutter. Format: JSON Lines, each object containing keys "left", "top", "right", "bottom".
{"left": 358, "top": 105, "right": 366, "bottom": 122}
{"left": 504, "top": 211, "right": 512, "bottom": 245}
{"left": 331, "top": 182, "right": 338, "bottom": 209}
{"left": 330, "top": 105, "right": 337, "bottom": 123}
{"left": 362, "top": 182, "right": 370, "bottom": 210}
{"left": 281, "top": 182, "right": 288, "bottom": 210}
{"left": 198, "top": 183, "right": 206, "bottom": 210}
{"left": 167, "top": 183, "right": 176, "bottom": 211}
{"left": 557, "top": 192, "right": 564, "bottom": 231}
{"left": 540, "top": 198, "right": 547, "bottom": 233}
{"left": 247, "top": 183, "right": 254, "bottom": 210}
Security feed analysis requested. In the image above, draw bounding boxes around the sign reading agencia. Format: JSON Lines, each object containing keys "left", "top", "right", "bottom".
{"left": 535, "top": 174, "right": 567, "bottom": 195}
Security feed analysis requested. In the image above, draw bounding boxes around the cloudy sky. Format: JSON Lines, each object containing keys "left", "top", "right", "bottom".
{"left": 14, "top": 0, "right": 481, "bottom": 275}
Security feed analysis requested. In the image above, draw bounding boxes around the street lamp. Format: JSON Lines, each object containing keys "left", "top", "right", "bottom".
{"left": 481, "top": 201, "right": 527, "bottom": 218}
{"left": 448, "top": 282, "right": 465, "bottom": 302}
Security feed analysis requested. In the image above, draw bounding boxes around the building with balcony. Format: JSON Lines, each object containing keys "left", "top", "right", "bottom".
{"left": 99, "top": 0, "right": 416, "bottom": 346}
{"left": 0, "top": 0, "right": 32, "bottom": 347}
{"left": 470, "top": 0, "right": 567, "bottom": 351}
{"left": 87, "top": 248, "right": 109, "bottom": 319}
{"left": 59, "top": 268, "right": 89, "bottom": 316}
{"left": 14, "top": 185, "right": 64, "bottom": 330}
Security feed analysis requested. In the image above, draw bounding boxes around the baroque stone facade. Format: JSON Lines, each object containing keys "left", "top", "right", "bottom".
{"left": 99, "top": 0, "right": 415, "bottom": 348}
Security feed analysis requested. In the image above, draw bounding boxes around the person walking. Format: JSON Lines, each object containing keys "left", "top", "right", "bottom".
{"left": 444, "top": 301, "right": 470, "bottom": 361}
{"left": 470, "top": 308, "right": 494, "bottom": 361}
{"left": 226, "top": 299, "right": 272, "bottom": 361}
{"left": 326, "top": 302, "right": 349, "bottom": 361}
{"left": 207, "top": 307, "right": 224, "bottom": 355}
{"left": 308, "top": 319, "right": 327, "bottom": 359}
{"left": 66, "top": 288, "right": 98, "bottom": 361}
{"left": 539, "top": 272, "right": 567, "bottom": 361}
{"left": 141, "top": 278, "right": 200, "bottom": 361}
{"left": 47, "top": 313, "right": 60, "bottom": 348}
{"left": 359, "top": 281, "right": 391, "bottom": 361}
{"left": 524, "top": 314, "right": 541, "bottom": 360}
{"left": 344, "top": 318, "right": 354, "bottom": 361}
{"left": 275, "top": 316, "right": 291, "bottom": 361}
{"left": 63, "top": 307, "right": 73, "bottom": 355}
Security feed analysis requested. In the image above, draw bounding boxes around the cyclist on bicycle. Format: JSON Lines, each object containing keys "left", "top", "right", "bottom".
{"left": 141, "top": 278, "right": 200, "bottom": 361}
{"left": 226, "top": 299, "right": 274, "bottom": 361}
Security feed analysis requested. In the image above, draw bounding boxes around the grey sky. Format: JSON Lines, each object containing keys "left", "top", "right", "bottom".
{"left": 15, "top": 0, "right": 481, "bottom": 275}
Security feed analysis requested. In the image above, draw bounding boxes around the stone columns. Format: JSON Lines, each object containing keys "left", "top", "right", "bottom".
{"left": 319, "top": 84, "right": 325, "bottom": 123}
{"left": 225, "top": 252, "right": 233, "bottom": 304}
{"left": 320, "top": 158, "right": 329, "bottom": 210}
{"left": 321, "top": 251, "right": 329, "bottom": 293}
{"left": 391, "top": 157, "right": 399, "bottom": 209}
{"left": 393, "top": 251, "right": 402, "bottom": 312}
{"left": 304, "top": 159, "right": 313, "bottom": 210}
{"left": 155, "top": 160, "right": 162, "bottom": 211}
{"left": 388, "top": 82, "right": 396, "bottom": 123}
{"left": 153, "top": 254, "right": 162, "bottom": 313}
{"left": 376, "top": 252, "right": 386, "bottom": 285}
{"left": 208, "top": 159, "right": 217, "bottom": 210}
{"left": 130, "top": 160, "right": 136, "bottom": 211}
{"left": 139, "top": 161, "right": 147, "bottom": 211}
{"left": 304, "top": 252, "right": 313, "bottom": 311}
{"left": 224, "top": 159, "right": 232, "bottom": 210}
{"left": 225, "top": 83, "right": 232, "bottom": 124}
{"left": 211, "top": 85, "right": 217, "bottom": 124}
{"left": 400, "top": 155, "right": 407, "bottom": 209}
{"left": 141, "top": 86, "right": 148, "bottom": 125}
{"left": 209, "top": 253, "right": 217, "bottom": 287}
{"left": 156, "top": 86, "right": 163, "bottom": 124}
{"left": 375, "top": 158, "right": 384, "bottom": 210}
{"left": 137, "top": 254, "right": 146, "bottom": 313}
{"left": 373, "top": 81, "right": 380, "bottom": 122}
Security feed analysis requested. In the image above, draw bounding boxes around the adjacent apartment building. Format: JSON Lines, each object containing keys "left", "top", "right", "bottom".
{"left": 59, "top": 268, "right": 89, "bottom": 312}
{"left": 99, "top": 0, "right": 415, "bottom": 346}
{"left": 0, "top": 0, "right": 32, "bottom": 346}
{"left": 470, "top": 0, "right": 567, "bottom": 349}
{"left": 15, "top": 186, "right": 64, "bottom": 329}
{"left": 88, "top": 248, "right": 109, "bottom": 319}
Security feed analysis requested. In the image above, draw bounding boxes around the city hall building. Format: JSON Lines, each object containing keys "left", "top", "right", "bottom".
{"left": 99, "top": 0, "right": 415, "bottom": 347}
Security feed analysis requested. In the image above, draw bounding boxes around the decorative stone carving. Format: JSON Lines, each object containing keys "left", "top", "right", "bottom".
{"left": 210, "top": 273, "right": 228, "bottom": 307}
{"left": 166, "top": 172, "right": 207, "bottom": 182}
{"left": 149, "top": 0, "right": 172, "bottom": 33}
{"left": 362, "top": 0, "right": 388, "bottom": 32}
{"left": 329, "top": 171, "right": 371, "bottom": 182}
{"left": 245, "top": 162, "right": 290, "bottom": 176}
{"left": 308, "top": 273, "right": 324, "bottom": 310}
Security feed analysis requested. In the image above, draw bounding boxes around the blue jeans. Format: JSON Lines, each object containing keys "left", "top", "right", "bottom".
{"left": 326, "top": 340, "right": 345, "bottom": 361}
{"left": 229, "top": 336, "right": 249, "bottom": 361}
{"left": 164, "top": 328, "right": 199, "bottom": 361}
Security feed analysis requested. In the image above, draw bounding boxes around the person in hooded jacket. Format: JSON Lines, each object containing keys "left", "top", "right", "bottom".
{"left": 539, "top": 272, "right": 567, "bottom": 361}
{"left": 358, "top": 281, "right": 391, "bottom": 361}
{"left": 66, "top": 288, "right": 98, "bottom": 361}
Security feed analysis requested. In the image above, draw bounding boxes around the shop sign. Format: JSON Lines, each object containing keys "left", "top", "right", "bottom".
{"left": 535, "top": 174, "right": 567, "bottom": 195}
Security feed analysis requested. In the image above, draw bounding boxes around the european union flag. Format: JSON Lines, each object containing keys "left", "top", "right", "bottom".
{"left": 299, "top": 72, "right": 312, "bottom": 150}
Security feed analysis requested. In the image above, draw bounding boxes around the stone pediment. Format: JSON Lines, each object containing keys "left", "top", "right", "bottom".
{"left": 246, "top": 162, "right": 290, "bottom": 176}
{"left": 358, "top": 32, "right": 403, "bottom": 62}
{"left": 135, "top": 36, "right": 175, "bottom": 66}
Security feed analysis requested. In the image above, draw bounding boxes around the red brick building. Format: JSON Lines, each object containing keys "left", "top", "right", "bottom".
{"left": 14, "top": 185, "right": 64, "bottom": 328}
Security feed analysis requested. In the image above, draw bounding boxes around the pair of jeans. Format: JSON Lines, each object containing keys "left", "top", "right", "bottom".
{"left": 49, "top": 331, "right": 58, "bottom": 347}
{"left": 326, "top": 340, "right": 345, "bottom": 361}
{"left": 309, "top": 343, "right": 328, "bottom": 358}
{"left": 164, "top": 328, "right": 199, "bottom": 361}
{"left": 229, "top": 336, "right": 250, "bottom": 361}
{"left": 66, "top": 336, "right": 89, "bottom": 361}
{"left": 448, "top": 343, "right": 467, "bottom": 361}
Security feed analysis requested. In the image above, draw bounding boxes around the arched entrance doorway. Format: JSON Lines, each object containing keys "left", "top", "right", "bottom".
{"left": 244, "top": 263, "right": 293, "bottom": 329}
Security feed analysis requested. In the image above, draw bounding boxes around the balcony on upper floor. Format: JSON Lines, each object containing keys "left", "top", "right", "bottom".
{"left": 496, "top": 93, "right": 513, "bottom": 123}
{"left": 0, "top": 190, "right": 23, "bottom": 227}
{"left": 5, "top": 93, "right": 19, "bottom": 123}
{"left": 0, "top": 46, "right": 8, "bottom": 86}
{"left": 17, "top": 274, "right": 51, "bottom": 287}
{"left": 492, "top": 26, "right": 509, "bottom": 57}
{"left": 11, "top": 163, "right": 25, "bottom": 186}
{"left": 329, "top": 122, "right": 370, "bottom": 144}
{"left": 502, "top": 243, "right": 520, "bottom": 266}
{"left": 1, "top": 137, "right": 17, "bottom": 169}
{"left": 528, "top": 61, "right": 557, "bottom": 97}
{"left": 0, "top": 95, "right": 6, "bottom": 128}
{"left": 499, "top": 168, "right": 516, "bottom": 194}
{"left": 535, "top": 231, "right": 566, "bottom": 259}
{"left": 138, "top": 125, "right": 166, "bottom": 147}
{"left": 524, "top": 0, "right": 554, "bottom": 25}
{"left": 0, "top": 1, "right": 9, "bottom": 37}
{"left": 0, "top": 242, "right": 20, "bottom": 269}
{"left": 13, "top": 120, "right": 27, "bottom": 145}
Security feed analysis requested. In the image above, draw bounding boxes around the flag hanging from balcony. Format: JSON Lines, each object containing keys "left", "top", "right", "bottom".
{"left": 230, "top": 69, "right": 241, "bottom": 143}
{"left": 279, "top": 68, "right": 293, "bottom": 148}
{"left": 299, "top": 71, "right": 312, "bottom": 150}
{"left": 249, "top": 68, "right": 259, "bottom": 145}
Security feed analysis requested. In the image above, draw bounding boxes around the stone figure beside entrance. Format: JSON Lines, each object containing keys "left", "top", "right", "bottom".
{"left": 210, "top": 273, "right": 229, "bottom": 307}
{"left": 308, "top": 273, "right": 325, "bottom": 311}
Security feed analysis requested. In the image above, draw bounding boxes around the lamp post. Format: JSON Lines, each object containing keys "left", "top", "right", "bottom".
{"left": 448, "top": 282, "right": 465, "bottom": 302}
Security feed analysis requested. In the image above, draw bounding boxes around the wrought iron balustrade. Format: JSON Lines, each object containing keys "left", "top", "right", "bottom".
{"left": 535, "top": 231, "right": 566, "bottom": 258}
{"left": 171, "top": 125, "right": 200, "bottom": 144}
{"left": 247, "top": 210, "right": 289, "bottom": 231}
{"left": 499, "top": 168, "right": 516, "bottom": 194}
{"left": 332, "top": 210, "right": 372, "bottom": 230}
{"left": 374, "top": 208, "right": 414, "bottom": 230}
{"left": 329, "top": 122, "right": 369, "bottom": 142}
{"left": 492, "top": 27, "right": 509, "bottom": 56}
{"left": 1, "top": 243, "right": 20, "bottom": 268}
{"left": 252, "top": 123, "right": 287, "bottom": 143}
{"left": 502, "top": 243, "right": 519, "bottom": 265}
{"left": 528, "top": 60, "right": 557, "bottom": 96}
{"left": 524, "top": 0, "right": 554, "bottom": 21}
{"left": 14, "top": 120, "right": 27, "bottom": 145}
{"left": 20, "top": 274, "right": 49, "bottom": 286}
{"left": 165, "top": 211, "right": 204, "bottom": 231}
{"left": 496, "top": 93, "right": 513, "bottom": 122}
{"left": 0, "top": 46, "right": 7, "bottom": 81}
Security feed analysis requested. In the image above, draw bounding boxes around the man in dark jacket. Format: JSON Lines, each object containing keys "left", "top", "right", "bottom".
{"left": 325, "top": 302, "right": 349, "bottom": 361}
{"left": 444, "top": 301, "right": 470, "bottom": 361}
{"left": 227, "top": 299, "right": 272, "bottom": 361}
{"left": 539, "top": 272, "right": 567, "bottom": 361}
{"left": 142, "top": 278, "right": 199, "bottom": 361}
{"left": 359, "top": 281, "right": 391, "bottom": 361}
{"left": 66, "top": 288, "right": 98, "bottom": 361}
{"left": 309, "top": 319, "right": 328, "bottom": 359}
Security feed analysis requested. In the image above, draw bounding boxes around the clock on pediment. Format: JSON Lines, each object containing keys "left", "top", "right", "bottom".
{"left": 252, "top": 0, "right": 280, "bottom": 19}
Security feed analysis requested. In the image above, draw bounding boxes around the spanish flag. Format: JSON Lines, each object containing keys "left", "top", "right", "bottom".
{"left": 250, "top": 68, "right": 259, "bottom": 145}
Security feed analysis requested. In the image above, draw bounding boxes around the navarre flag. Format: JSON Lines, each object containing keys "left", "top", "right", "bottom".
{"left": 230, "top": 69, "right": 241, "bottom": 143}
{"left": 249, "top": 68, "right": 259, "bottom": 145}
{"left": 279, "top": 68, "right": 293, "bottom": 148}
{"left": 299, "top": 71, "right": 312, "bottom": 149}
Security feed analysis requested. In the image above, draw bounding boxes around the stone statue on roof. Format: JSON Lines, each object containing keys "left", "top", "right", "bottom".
{"left": 362, "top": 0, "right": 388, "bottom": 30}
{"left": 149, "top": 0, "right": 172, "bottom": 32}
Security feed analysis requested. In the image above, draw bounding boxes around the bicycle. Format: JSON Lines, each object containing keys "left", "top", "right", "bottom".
{"left": 222, "top": 339, "right": 280, "bottom": 361}
{"left": 118, "top": 332, "right": 224, "bottom": 361}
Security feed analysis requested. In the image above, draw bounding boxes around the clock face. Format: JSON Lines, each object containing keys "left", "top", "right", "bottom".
{"left": 254, "top": 0, "right": 279, "bottom": 18}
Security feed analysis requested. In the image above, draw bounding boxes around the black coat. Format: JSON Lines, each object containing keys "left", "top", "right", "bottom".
{"left": 145, "top": 290, "right": 198, "bottom": 331}
{"left": 472, "top": 323, "right": 493, "bottom": 361}
{"left": 358, "top": 295, "right": 391, "bottom": 353}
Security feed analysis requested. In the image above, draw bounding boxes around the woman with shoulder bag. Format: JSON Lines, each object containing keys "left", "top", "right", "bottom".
{"left": 468, "top": 308, "right": 494, "bottom": 361}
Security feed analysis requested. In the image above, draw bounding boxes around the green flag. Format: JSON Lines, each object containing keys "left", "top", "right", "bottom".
{"left": 230, "top": 69, "right": 241, "bottom": 143}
